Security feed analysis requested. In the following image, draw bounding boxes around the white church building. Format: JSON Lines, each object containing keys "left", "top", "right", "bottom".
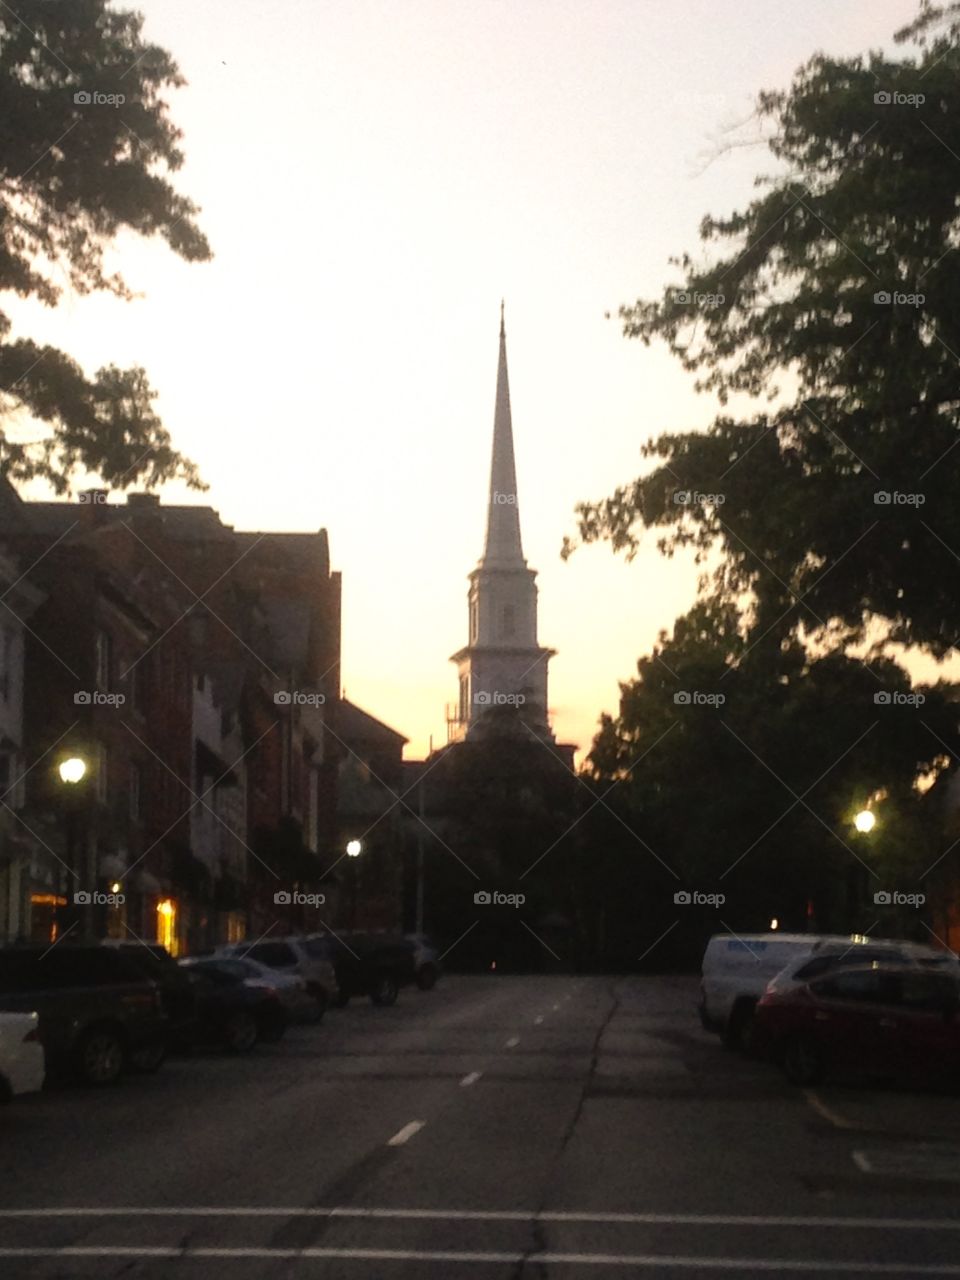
{"left": 448, "top": 307, "right": 559, "bottom": 745}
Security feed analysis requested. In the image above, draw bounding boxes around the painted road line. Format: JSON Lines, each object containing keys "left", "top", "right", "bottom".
{"left": 505, "top": 1035, "right": 520, "bottom": 1047}
{"left": 6, "top": 1208, "right": 960, "bottom": 1228}
{"left": 1, "top": 1247, "right": 960, "bottom": 1271}
{"left": 803, "top": 1090, "right": 859, "bottom": 1131}
{"left": 534, "top": 1015, "right": 544, "bottom": 1024}
{"left": 387, "top": 1121, "right": 425, "bottom": 1147}
{"left": 459, "top": 1071, "right": 482, "bottom": 1087}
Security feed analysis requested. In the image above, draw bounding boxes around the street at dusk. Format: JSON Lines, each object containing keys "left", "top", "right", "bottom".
{"left": 6, "top": 1, "right": 960, "bottom": 1277}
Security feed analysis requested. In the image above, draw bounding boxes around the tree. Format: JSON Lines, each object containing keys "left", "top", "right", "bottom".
{"left": 0, "top": 0, "right": 210, "bottom": 492}
{"left": 567, "top": 1, "right": 960, "bottom": 659}
{"left": 585, "top": 597, "right": 960, "bottom": 955}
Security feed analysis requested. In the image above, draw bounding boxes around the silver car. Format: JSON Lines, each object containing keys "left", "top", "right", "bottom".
{"left": 218, "top": 937, "right": 338, "bottom": 1016}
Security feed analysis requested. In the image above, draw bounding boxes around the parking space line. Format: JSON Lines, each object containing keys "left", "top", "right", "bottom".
{"left": 387, "top": 1121, "right": 425, "bottom": 1147}
{"left": 460, "top": 1071, "right": 482, "bottom": 1087}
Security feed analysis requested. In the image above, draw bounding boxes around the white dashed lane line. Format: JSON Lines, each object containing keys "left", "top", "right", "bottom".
{"left": 387, "top": 1121, "right": 425, "bottom": 1147}
{"left": 505, "top": 1036, "right": 520, "bottom": 1048}
{"left": 460, "top": 1072, "right": 482, "bottom": 1087}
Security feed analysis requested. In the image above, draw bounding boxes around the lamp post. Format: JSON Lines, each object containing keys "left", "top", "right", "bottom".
{"left": 346, "top": 839, "right": 362, "bottom": 928}
{"left": 57, "top": 756, "right": 87, "bottom": 939}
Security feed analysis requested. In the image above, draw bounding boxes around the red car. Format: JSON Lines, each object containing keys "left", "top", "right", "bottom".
{"left": 754, "top": 963, "right": 960, "bottom": 1087}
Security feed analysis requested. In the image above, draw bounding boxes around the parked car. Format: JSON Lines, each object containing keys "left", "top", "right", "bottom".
{"left": 202, "top": 955, "right": 321, "bottom": 1023}
{"left": 218, "top": 937, "right": 337, "bottom": 1015}
{"left": 754, "top": 962, "right": 960, "bottom": 1087}
{"left": 406, "top": 933, "right": 442, "bottom": 990}
{"left": 177, "top": 958, "right": 288, "bottom": 1051}
{"left": 699, "top": 931, "right": 957, "bottom": 1050}
{"left": 765, "top": 939, "right": 960, "bottom": 998}
{"left": 309, "top": 931, "right": 418, "bottom": 1006}
{"left": 101, "top": 940, "right": 197, "bottom": 1038}
{"left": 0, "top": 945, "right": 167, "bottom": 1085}
{"left": 0, "top": 1011, "right": 45, "bottom": 1102}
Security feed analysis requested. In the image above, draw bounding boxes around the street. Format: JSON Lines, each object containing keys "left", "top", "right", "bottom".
{"left": 2, "top": 974, "right": 960, "bottom": 1277}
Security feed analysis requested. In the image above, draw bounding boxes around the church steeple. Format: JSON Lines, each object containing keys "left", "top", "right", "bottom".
{"left": 447, "top": 305, "right": 557, "bottom": 744}
{"left": 482, "top": 302, "right": 525, "bottom": 568}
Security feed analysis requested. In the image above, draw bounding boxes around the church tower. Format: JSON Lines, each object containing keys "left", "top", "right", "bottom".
{"left": 449, "top": 305, "right": 556, "bottom": 742}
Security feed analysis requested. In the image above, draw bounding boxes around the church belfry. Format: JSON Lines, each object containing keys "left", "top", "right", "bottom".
{"left": 449, "top": 306, "right": 556, "bottom": 742}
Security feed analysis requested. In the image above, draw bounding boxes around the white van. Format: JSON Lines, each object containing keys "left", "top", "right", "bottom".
{"left": 699, "top": 932, "right": 958, "bottom": 1049}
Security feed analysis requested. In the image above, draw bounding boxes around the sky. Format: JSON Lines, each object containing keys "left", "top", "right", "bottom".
{"left": 7, "top": 0, "right": 933, "bottom": 760}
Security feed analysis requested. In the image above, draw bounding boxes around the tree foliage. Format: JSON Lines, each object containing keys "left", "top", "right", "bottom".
{"left": 0, "top": 0, "right": 210, "bottom": 492}
{"left": 568, "top": 0, "right": 960, "bottom": 658}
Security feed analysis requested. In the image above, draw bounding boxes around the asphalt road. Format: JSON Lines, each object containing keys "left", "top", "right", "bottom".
{"left": 2, "top": 974, "right": 960, "bottom": 1277}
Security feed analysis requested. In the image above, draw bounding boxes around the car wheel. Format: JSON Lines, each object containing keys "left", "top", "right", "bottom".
{"left": 305, "top": 985, "right": 327, "bottom": 1022}
{"left": 416, "top": 965, "right": 437, "bottom": 991}
{"left": 222, "top": 1010, "right": 258, "bottom": 1053}
{"left": 783, "top": 1036, "right": 824, "bottom": 1086}
{"left": 721, "top": 1001, "right": 755, "bottom": 1053}
{"left": 127, "top": 1041, "right": 167, "bottom": 1074}
{"left": 370, "top": 974, "right": 399, "bottom": 1006}
{"left": 76, "top": 1028, "right": 125, "bottom": 1086}
{"left": 258, "top": 1008, "right": 287, "bottom": 1044}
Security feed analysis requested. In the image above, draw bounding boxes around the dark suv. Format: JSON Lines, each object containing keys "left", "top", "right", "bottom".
{"left": 307, "top": 932, "right": 418, "bottom": 1006}
{"left": 0, "top": 945, "right": 168, "bottom": 1085}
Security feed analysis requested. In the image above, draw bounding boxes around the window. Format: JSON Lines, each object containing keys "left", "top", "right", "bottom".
{"left": 248, "top": 942, "right": 297, "bottom": 968}
{"left": 470, "top": 600, "right": 478, "bottom": 643}
{"left": 898, "top": 973, "right": 959, "bottom": 1011}
{"left": 812, "top": 970, "right": 883, "bottom": 1002}
{"left": 95, "top": 631, "right": 112, "bottom": 690}
{"left": 501, "top": 603, "right": 516, "bottom": 640}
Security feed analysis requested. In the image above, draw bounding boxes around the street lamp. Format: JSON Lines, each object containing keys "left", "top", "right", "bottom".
{"left": 345, "top": 839, "right": 362, "bottom": 927}
{"left": 854, "top": 809, "right": 876, "bottom": 834}
{"left": 57, "top": 756, "right": 87, "bottom": 939}
{"left": 58, "top": 757, "right": 87, "bottom": 786}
